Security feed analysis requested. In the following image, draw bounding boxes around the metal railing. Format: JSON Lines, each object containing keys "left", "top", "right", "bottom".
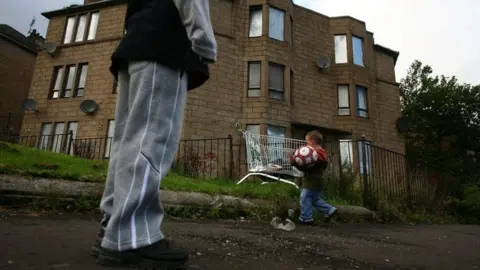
{"left": 1, "top": 131, "right": 457, "bottom": 209}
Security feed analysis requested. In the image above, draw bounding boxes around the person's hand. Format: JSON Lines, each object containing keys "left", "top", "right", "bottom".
{"left": 288, "top": 154, "right": 296, "bottom": 165}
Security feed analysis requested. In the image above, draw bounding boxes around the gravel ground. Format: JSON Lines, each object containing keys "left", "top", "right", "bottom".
{"left": 0, "top": 210, "right": 479, "bottom": 270}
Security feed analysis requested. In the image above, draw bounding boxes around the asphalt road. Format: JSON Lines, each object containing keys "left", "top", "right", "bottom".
{"left": 0, "top": 210, "right": 479, "bottom": 270}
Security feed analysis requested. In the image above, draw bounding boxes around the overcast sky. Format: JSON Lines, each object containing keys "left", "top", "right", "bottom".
{"left": 0, "top": 0, "right": 478, "bottom": 85}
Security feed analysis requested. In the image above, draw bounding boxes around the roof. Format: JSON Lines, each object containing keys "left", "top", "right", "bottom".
{"left": 0, "top": 24, "right": 37, "bottom": 54}
{"left": 42, "top": 0, "right": 128, "bottom": 19}
{"left": 374, "top": 44, "right": 400, "bottom": 65}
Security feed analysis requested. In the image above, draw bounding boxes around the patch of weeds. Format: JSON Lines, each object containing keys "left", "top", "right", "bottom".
{"left": 0, "top": 142, "right": 19, "bottom": 153}
{"left": 33, "top": 163, "right": 60, "bottom": 170}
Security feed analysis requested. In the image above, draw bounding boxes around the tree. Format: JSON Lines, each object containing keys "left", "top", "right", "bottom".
{"left": 400, "top": 60, "right": 480, "bottom": 182}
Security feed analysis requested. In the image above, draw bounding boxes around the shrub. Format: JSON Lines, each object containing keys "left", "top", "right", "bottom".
{"left": 444, "top": 184, "right": 480, "bottom": 224}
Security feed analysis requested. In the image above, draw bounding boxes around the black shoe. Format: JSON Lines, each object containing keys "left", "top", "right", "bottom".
{"left": 298, "top": 220, "right": 315, "bottom": 226}
{"left": 324, "top": 209, "right": 338, "bottom": 223}
{"left": 96, "top": 239, "right": 188, "bottom": 269}
{"left": 90, "top": 228, "right": 104, "bottom": 258}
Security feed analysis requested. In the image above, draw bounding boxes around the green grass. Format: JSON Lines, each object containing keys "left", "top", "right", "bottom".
{"left": 0, "top": 142, "right": 298, "bottom": 201}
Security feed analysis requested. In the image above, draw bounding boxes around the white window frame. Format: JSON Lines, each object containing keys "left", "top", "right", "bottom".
{"left": 67, "top": 121, "right": 78, "bottom": 155}
{"left": 268, "top": 63, "right": 284, "bottom": 100}
{"left": 337, "top": 85, "right": 350, "bottom": 115}
{"left": 339, "top": 139, "right": 354, "bottom": 171}
{"left": 249, "top": 7, "right": 262, "bottom": 37}
{"left": 352, "top": 36, "right": 364, "bottom": 66}
{"left": 50, "top": 63, "right": 89, "bottom": 99}
{"left": 39, "top": 123, "right": 53, "bottom": 150}
{"left": 104, "top": 119, "right": 115, "bottom": 158}
{"left": 51, "top": 122, "right": 66, "bottom": 153}
{"left": 267, "top": 125, "right": 286, "bottom": 163}
{"left": 356, "top": 85, "right": 368, "bottom": 118}
{"left": 268, "top": 7, "right": 285, "bottom": 41}
{"left": 248, "top": 62, "right": 261, "bottom": 97}
{"left": 334, "top": 35, "right": 348, "bottom": 64}
{"left": 358, "top": 140, "right": 372, "bottom": 175}
{"left": 63, "top": 11, "right": 100, "bottom": 44}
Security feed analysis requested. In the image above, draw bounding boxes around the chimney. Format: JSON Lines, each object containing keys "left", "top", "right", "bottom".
{"left": 27, "top": 29, "right": 45, "bottom": 43}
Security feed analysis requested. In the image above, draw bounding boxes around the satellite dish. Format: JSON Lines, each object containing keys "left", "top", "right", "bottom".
{"left": 316, "top": 56, "right": 331, "bottom": 70}
{"left": 80, "top": 100, "right": 98, "bottom": 114}
{"left": 396, "top": 117, "right": 412, "bottom": 132}
{"left": 22, "top": 99, "right": 38, "bottom": 112}
{"left": 34, "top": 39, "right": 57, "bottom": 56}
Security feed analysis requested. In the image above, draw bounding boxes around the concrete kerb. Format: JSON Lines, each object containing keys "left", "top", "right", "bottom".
{"left": 0, "top": 174, "right": 377, "bottom": 220}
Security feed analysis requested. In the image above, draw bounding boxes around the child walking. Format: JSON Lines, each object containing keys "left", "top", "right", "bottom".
{"left": 292, "top": 130, "right": 337, "bottom": 225}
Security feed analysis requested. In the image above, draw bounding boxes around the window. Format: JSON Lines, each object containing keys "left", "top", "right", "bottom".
{"left": 356, "top": 86, "right": 368, "bottom": 118}
{"left": 246, "top": 124, "right": 260, "bottom": 134}
{"left": 104, "top": 120, "right": 115, "bottom": 158}
{"left": 39, "top": 121, "right": 78, "bottom": 153}
{"left": 352, "top": 36, "right": 364, "bottom": 66}
{"left": 358, "top": 140, "right": 372, "bottom": 175}
{"left": 88, "top": 12, "right": 100, "bottom": 40}
{"left": 339, "top": 139, "right": 353, "bottom": 171}
{"left": 249, "top": 7, "right": 262, "bottom": 37}
{"left": 269, "top": 7, "right": 285, "bottom": 41}
{"left": 337, "top": 85, "right": 350, "bottom": 115}
{"left": 289, "top": 16, "right": 293, "bottom": 48}
{"left": 51, "top": 66, "right": 64, "bottom": 99}
{"left": 76, "top": 64, "right": 88, "bottom": 97}
{"left": 248, "top": 62, "right": 261, "bottom": 97}
{"left": 64, "top": 17, "right": 76, "bottom": 45}
{"left": 63, "top": 65, "right": 76, "bottom": 98}
{"left": 267, "top": 125, "right": 286, "bottom": 163}
{"left": 50, "top": 63, "right": 89, "bottom": 99}
{"left": 39, "top": 123, "right": 53, "bottom": 150}
{"left": 63, "top": 11, "right": 100, "bottom": 44}
{"left": 334, "top": 35, "right": 347, "bottom": 64}
{"left": 52, "top": 122, "right": 66, "bottom": 153}
{"left": 75, "top": 14, "right": 88, "bottom": 42}
{"left": 67, "top": 121, "right": 78, "bottom": 155}
{"left": 268, "top": 63, "right": 284, "bottom": 100}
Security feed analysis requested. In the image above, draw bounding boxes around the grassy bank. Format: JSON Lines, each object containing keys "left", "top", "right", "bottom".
{"left": 1, "top": 142, "right": 471, "bottom": 224}
{"left": 1, "top": 142, "right": 307, "bottom": 201}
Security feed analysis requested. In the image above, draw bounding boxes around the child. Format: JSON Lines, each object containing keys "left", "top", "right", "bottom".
{"left": 291, "top": 130, "right": 337, "bottom": 225}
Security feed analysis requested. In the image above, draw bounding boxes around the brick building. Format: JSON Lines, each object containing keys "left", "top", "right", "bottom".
{"left": 20, "top": 0, "right": 404, "bottom": 173}
{"left": 0, "top": 24, "right": 38, "bottom": 135}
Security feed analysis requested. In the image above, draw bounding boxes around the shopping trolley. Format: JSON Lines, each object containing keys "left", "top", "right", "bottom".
{"left": 236, "top": 131, "right": 306, "bottom": 189}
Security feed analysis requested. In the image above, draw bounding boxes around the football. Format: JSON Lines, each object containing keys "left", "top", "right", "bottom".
{"left": 292, "top": 145, "right": 318, "bottom": 167}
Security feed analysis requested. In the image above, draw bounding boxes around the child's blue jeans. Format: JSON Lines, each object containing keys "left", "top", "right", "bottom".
{"left": 299, "top": 188, "right": 336, "bottom": 222}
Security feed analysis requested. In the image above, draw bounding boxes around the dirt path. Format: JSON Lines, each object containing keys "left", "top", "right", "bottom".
{"left": 0, "top": 211, "right": 479, "bottom": 270}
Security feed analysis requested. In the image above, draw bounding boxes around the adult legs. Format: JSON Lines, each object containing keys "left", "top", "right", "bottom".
{"left": 91, "top": 70, "right": 130, "bottom": 257}
{"left": 98, "top": 61, "right": 188, "bottom": 267}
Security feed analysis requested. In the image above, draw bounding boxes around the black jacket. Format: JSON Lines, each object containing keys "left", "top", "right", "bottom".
{"left": 110, "top": 0, "right": 210, "bottom": 90}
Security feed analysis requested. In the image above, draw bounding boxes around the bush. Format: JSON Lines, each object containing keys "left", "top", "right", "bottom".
{"left": 323, "top": 168, "right": 363, "bottom": 205}
{"left": 444, "top": 184, "right": 480, "bottom": 224}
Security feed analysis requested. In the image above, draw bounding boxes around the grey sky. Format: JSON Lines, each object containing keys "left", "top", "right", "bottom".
{"left": 0, "top": 0, "right": 478, "bottom": 85}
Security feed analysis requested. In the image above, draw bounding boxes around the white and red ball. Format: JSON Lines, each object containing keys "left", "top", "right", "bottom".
{"left": 293, "top": 145, "right": 318, "bottom": 167}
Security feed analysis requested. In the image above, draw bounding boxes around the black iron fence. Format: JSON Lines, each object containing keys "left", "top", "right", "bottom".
{"left": 1, "top": 131, "right": 457, "bottom": 209}
{"left": 173, "top": 136, "right": 234, "bottom": 180}
{"left": 321, "top": 140, "right": 458, "bottom": 210}
{"left": 0, "top": 113, "right": 23, "bottom": 135}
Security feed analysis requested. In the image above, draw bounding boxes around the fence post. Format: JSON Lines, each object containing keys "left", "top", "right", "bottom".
{"left": 228, "top": 134, "right": 234, "bottom": 180}
{"left": 405, "top": 161, "right": 413, "bottom": 208}
{"left": 67, "top": 130, "right": 74, "bottom": 155}
{"left": 6, "top": 113, "right": 12, "bottom": 131}
{"left": 360, "top": 135, "right": 371, "bottom": 208}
